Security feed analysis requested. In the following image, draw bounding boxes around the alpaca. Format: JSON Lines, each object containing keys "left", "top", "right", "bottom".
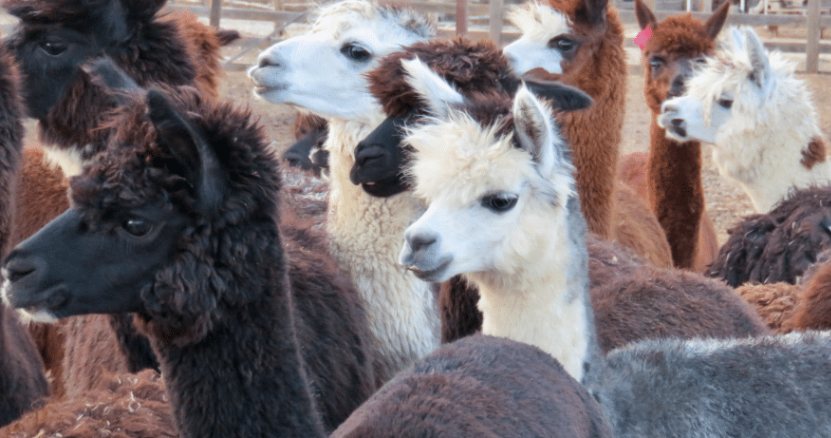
{"left": 249, "top": 0, "right": 441, "bottom": 380}
{"left": 0, "top": 40, "right": 49, "bottom": 427}
{"left": 283, "top": 112, "right": 329, "bottom": 176}
{"left": 661, "top": 28, "right": 831, "bottom": 289}
{"left": 2, "top": 0, "right": 238, "bottom": 394}
{"left": 400, "top": 80, "right": 831, "bottom": 436}
{"left": 333, "top": 335, "right": 613, "bottom": 437}
{"left": 2, "top": 87, "right": 378, "bottom": 435}
{"left": 361, "top": 47, "right": 764, "bottom": 344}
{"left": 660, "top": 27, "right": 831, "bottom": 213}
{"left": 498, "top": 0, "right": 673, "bottom": 266}
{"left": 615, "top": 1, "right": 726, "bottom": 270}
{"left": 783, "top": 256, "right": 831, "bottom": 331}
{"left": 736, "top": 282, "right": 800, "bottom": 332}
{"left": 2, "top": 370, "right": 175, "bottom": 437}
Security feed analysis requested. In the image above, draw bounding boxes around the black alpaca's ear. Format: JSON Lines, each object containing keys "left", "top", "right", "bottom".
{"left": 82, "top": 57, "right": 141, "bottom": 105}
{"left": 123, "top": 0, "right": 167, "bottom": 23}
{"left": 94, "top": 0, "right": 131, "bottom": 44}
{"left": 578, "top": 0, "right": 607, "bottom": 25}
{"left": 146, "top": 90, "right": 225, "bottom": 212}
{"left": 634, "top": 0, "right": 658, "bottom": 30}
{"left": 524, "top": 79, "right": 593, "bottom": 112}
{"left": 705, "top": 1, "right": 730, "bottom": 40}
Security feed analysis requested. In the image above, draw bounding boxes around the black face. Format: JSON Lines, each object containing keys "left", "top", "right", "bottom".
{"left": 349, "top": 114, "right": 412, "bottom": 198}
{"left": 2, "top": 203, "right": 188, "bottom": 318}
{"left": 4, "top": 0, "right": 131, "bottom": 119}
{"left": 283, "top": 126, "right": 329, "bottom": 176}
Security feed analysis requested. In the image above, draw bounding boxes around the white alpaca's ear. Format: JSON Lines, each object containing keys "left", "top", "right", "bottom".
{"left": 743, "top": 27, "right": 769, "bottom": 87}
{"left": 401, "top": 57, "right": 464, "bottom": 118}
{"left": 513, "top": 85, "right": 559, "bottom": 176}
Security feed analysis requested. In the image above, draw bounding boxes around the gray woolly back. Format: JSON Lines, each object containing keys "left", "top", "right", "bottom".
{"left": 592, "top": 331, "right": 831, "bottom": 437}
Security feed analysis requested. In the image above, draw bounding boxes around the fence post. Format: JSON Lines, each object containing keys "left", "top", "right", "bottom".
{"left": 456, "top": 0, "right": 468, "bottom": 35}
{"left": 489, "top": 0, "right": 504, "bottom": 44}
{"left": 210, "top": 0, "right": 222, "bottom": 28}
{"left": 806, "top": 0, "right": 821, "bottom": 73}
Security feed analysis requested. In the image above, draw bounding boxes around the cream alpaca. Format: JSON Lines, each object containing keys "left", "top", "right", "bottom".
{"left": 249, "top": 0, "right": 439, "bottom": 379}
{"left": 660, "top": 27, "right": 830, "bottom": 212}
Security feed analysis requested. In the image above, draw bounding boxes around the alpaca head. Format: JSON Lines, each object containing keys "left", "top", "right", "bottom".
{"left": 396, "top": 62, "right": 591, "bottom": 282}
{"left": 2, "top": 88, "right": 280, "bottom": 344}
{"left": 658, "top": 27, "right": 797, "bottom": 145}
{"left": 248, "top": 0, "right": 435, "bottom": 121}
{"left": 3, "top": 0, "right": 196, "bottom": 121}
{"left": 635, "top": 0, "right": 729, "bottom": 113}
{"left": 352, "top": 38, "right": 516, "bottom": 197}
{"left": 502, "top": 0, "right": 611, "bottom": 78}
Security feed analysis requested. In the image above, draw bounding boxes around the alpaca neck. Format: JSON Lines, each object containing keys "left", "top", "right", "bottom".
{"left": 324, "top": 118, "right": 439, "bottom": 379}
{"left": 712, "top": 90, "right": 831, "bottom": 212}
{"left": 647, "top": 119, "right": 703, "bottom": 268}
{"left": 469, "top": 198, "right": 600, "bottom": 382}
{"left": 150, "top": 242, "right": 326, "bottom": 437}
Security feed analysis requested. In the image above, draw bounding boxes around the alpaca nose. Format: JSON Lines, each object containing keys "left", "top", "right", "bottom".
{"left": 407, "top": 232, "right": 438, "bottom": 254}
{"left": 671, "top": 118, "right": 685, "bottom": 128}
{"left": 3, "top": 251, "right": 41, "bottom": 284}
{"left": 354, "top": 142, "right": 387, "bottom": 168}
{"left": 661, "top": 102, "right": 677, "bottom": 115}
{"left": 257, "top": 52, "right": 282, "bottom": 69}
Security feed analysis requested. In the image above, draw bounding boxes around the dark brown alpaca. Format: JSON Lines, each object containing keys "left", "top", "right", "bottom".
{"left": 0, "top": 40, "right": 49, "bottom": 428}
{"left": 2, "top": 0, "right": 237, "bottom": 395}
{"left": 356, "top": 41, "right": 767, "bottom": 346}
{"left": 617, "top": 1, "right": 726, "bottom": 271}
{"left": 283, "top": 112, "right": 329, "bottom": 176}
{"left": 334, "top": 336, "right": 613, "bottom": 437}
{"left": 3, "top": 88, "right": 378, "bottom": 435}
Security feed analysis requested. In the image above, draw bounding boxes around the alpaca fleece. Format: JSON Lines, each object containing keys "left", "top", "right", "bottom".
{"left": 2, "top": 370, "right": 175, "bottom": 437}
{"left": 334, "top": 335, "right": 613, "bottom": 437}
{"left": 737, "top": 282, "right": 800, "bottom": 332}
{"left": 708, "top": 186, "right": 831, "bottom": 287}
{"left": 785, "top": 259, "right": 831, "bottom": 331}
{"left": 0, "top": 42, "right": 49, "bottom": 428}
{"left": 76, "top": 88, "right": 378, "bottom": 434}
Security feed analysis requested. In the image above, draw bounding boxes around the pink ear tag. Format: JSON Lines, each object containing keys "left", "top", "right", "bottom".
{"left": 634, "top": 25, "right": 653, "bottom": 50}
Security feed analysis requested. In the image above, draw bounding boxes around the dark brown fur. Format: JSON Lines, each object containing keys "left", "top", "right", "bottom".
{"left": 801, "top": 136, "right": 828, "bottom": 170}
{"left": 617, "top": 1, "right": 727, "bottom": 271}
{"left": 2, "top": 370, "right": 175, "bottom": 437}
{"left": 708, "top": 186, "right": 831, "bottom": 287}
{"left": 0, "top": 42, "right": 49, "bottom": 428}
{"left": 334, "top": 336, "right": 613, "bottom": 437}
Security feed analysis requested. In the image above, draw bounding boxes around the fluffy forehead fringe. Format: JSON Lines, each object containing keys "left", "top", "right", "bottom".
{"left": 645, "top": 15, "right": 714, "bottom": 56}
{"left": 404, "top": 110, "right": 572, "bottom": 206}
{"left": 312, "top": 0, "right": 436, "bottom": 38}
{"left": 507, "top": 1, "right": 571, "bottom": 37}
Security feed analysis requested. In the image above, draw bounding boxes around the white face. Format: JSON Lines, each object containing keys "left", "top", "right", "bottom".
{"left": 248, "top": 7, "right": 428, "bottom": 121}
{"left": 502, "top": 3, "right": 573, "bottom": 75}
{"left": 658, "top": 92, "right": 734, "bottom": 144}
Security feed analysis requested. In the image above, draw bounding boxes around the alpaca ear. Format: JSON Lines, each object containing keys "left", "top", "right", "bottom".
{"left": 122, "top": 0, "right": 167, "bottom": 22}
{"left": 146, "top": 90, "right": 225, "bottom": 212}
{"left": 578, "top": 0, "right": 608, "bottom": 25}
{"left": 401, "top": 57, "right": 464, "bottom": 118}
{"left": 513, "top": 85, "right": 559, "bottom": 175}
{"left": 524, "top": 79, "right": 593, "bottom": 112}
{"left": 743, "top": 28, "right": 770, "bottom": 87}
{"left": 704, "top": 1, "right": 730, "bottom": 40}
{"left": 634, "top": 0, "right": 657, "bottom": 30}
{"left": 81, "top": 57, "right": 141, "bottom": 106}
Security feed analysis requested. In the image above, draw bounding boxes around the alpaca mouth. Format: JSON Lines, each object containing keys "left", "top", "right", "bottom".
{"left": 4, "top": 282, "right": 69, "bottom": 319}
{"left": 406, "top": 258, "right": 452, "bottom": 282}
{"left": 669, "top": 125, "right": 687, "bottom": 139}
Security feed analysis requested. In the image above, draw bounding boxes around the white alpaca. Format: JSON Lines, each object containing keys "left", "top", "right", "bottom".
{"left": 502, "top": 1, "right": 573, "bottom": 75}
{"left": 399, "top": 67, "right": 831, "bottom": 437}
{"left": 659, "top": 27, "right": 831, "bottom": 212}
{"left": 248, "top": 0, "right": 439, "bottom": 379}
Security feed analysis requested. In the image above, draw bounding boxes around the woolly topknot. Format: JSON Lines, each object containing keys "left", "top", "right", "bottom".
{"left": 312, "top": 0, "right": 436, "bottom": 39}
{"left": 644, "top": 14, "right": 715, "bottom": 56}
{"left": 368, "top": 38, "right": 516, "bottom": 117}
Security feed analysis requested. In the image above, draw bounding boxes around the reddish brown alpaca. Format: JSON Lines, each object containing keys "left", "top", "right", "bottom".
{"left": 617, "top": 1, "right": 727, "bottom": 271}
{"left": 784, "top": 259, "right": 831, "bottom": 332}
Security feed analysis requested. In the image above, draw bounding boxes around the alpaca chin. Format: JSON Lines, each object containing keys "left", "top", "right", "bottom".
{"left": 16, "top": 307, "right": 59, "bottom": 325}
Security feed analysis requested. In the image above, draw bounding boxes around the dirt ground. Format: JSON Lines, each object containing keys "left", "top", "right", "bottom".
{"left": 211, "top": 68, "right": 831, "bottom": 244}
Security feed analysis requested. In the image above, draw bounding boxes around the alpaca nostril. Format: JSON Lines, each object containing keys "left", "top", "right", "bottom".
{"left": 355, "top": 143, "right": 386, "bottom": 167}
{"left": 408, "top": 233, "right": 437, "bottom": 253}
{"left": 258, "top": 56, "right": 281, "bottom": 69}
{"left": 4, "top": 259, "right": 36, "bottom": 283}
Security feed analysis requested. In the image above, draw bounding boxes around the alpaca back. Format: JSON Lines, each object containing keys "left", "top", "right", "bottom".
{"left": 786, "top": 260, "right": 831, "bottom": 331}
{"left": 596, "top": 332, "right": 831, "bottom": 437}
{"left": 334, "top": 335, "right": 613, "bottom": 437}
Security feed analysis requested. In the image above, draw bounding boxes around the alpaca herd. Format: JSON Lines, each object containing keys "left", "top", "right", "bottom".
{"left": 0, "top": 0, "right": 830, "bottom": 435}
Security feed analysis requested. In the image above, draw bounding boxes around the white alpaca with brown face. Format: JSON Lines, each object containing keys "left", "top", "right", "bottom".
{"left": 249, "top": 0, "right": 440, "bottom": 381}
{"left": 660, "top": 27, "right": 831, "bottom": 212}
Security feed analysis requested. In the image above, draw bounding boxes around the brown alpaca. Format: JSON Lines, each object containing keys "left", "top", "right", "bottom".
{"left": 2, "top": 370, "right": 175, "bottom": 437}
{"left": 616, "top": 1, "right": 727, "bottom": 271}
{"left": 2, "top": 0, "right": 237, "bottom": 398}
{"left": 736, "top": 282, "right": 800, "bottom": 332}
{"left": 784, "top": 259, "right": 831, "bottom": 331}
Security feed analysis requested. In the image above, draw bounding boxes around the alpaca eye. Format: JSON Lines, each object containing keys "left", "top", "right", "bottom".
{"left": 122, "top": 218, "right": 152, "bottom": 237}
{"left": 649, "top": 56, "right": 665, "bottom": 70}
{"left": 548, "top": 37, "right": 576, "bottom": 52}
{"left": 341, "top": 43, "right": 371, "bottom": 62}
{"left": 481, "top": 193, "right": 518, "bottom": 213}
{"left": 39, "top": 40, "right": 67, "bottom": 56}
{"left": 717, "top": 98, "right": 733, "bottom": 109}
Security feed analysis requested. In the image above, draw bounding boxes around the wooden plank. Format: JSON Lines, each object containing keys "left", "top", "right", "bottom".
{"left": 456, "top": 0, "right": 468, "bottom": 35}
{"left": 209, "top": 0, "right": 222, "bottom": 27}
{"left": 617, "top": 10, "right": 831, "bottom": 27}
{"left": 488, "top": 0, "right": 504, "bottom": 44}
{"left": 700, "top": 0, "right": 712, "bottom": 11}
{"left": 806, "top": 0, "right": 821, "bottom": 73}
